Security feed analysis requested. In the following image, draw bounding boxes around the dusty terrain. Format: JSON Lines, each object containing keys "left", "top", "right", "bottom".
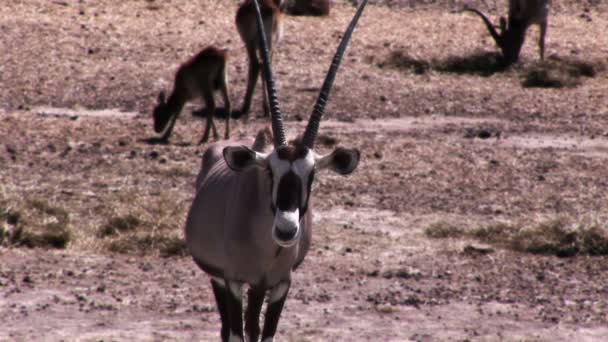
{"left": 1, "top": 1, "right": 608, "bottom": 341}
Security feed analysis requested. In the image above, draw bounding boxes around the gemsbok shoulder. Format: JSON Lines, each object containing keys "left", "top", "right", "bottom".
{"left": 185, "top": 0, "right": 368, "bottom": 341}
{"left": 459, "top": 0, "right": 550, "bottom": 65}
{"left": 153, "top": 46, "right": 231, "bottom": 144}
{"left": 235, "top": 0, "right": 283, "bottom": 118}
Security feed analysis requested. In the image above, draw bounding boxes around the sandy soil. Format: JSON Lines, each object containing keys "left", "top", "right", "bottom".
{"left": 1, "top": 1, "right": 608, "bottom": 341}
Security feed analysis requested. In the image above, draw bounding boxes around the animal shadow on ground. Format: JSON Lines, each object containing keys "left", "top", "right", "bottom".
{"left": 380, "top": 50, "right": 606, "bottom": 87}
{"left": 380, "top": 50, "right": 506, "bottom": 76}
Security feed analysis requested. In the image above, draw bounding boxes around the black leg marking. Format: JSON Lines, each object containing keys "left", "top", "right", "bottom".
{"left": 226, "top": 281, "right": 244, "bottom": 341}
{"left": 245, "top": 285, "right": 266, "bottom": 342}
{"left": 262, "top": 281, "right": 290, "bottom": 340}
{"left": 211, "top": 280, "right": 230, "bottom": 342}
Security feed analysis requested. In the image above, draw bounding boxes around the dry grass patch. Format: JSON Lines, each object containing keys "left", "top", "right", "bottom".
{"left": 424, "top": 221, "right": 464, "bottom": 239}
{"left": 98, "top": 214, "right": 142, "bottom": 237}
{"left": 0, "top": 198, "right": 71, "bottom": 249}
{"left": 521, "top": 56, "right": 606, "bottom": 88}
{"left": 427, "top": 217, "right": 608, "bottom": 257}
{"left": 94, "top": 192, "right": 189, "bottom": 257}
{"left": 107, "top": 233, "right": 188, "bottom": 257}
{"left": 381, "top": 49, "right": 606, "bottom": 86}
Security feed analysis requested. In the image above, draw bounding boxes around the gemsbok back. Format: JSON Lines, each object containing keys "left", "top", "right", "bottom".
{"left": 153, "top": 46, "right": 231, "bottom": 144}
{"left": 460, "top": 0, "right": 550, "bottom": 65}
{"left": 235, "top": 0, "right": 283, "bottom": 118}
{"left": 185, "top": 0, "right": 368, "bottom": 341}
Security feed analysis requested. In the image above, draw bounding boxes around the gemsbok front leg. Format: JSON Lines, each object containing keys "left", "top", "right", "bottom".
{"left": 225, "top": 280, "right": 245, "bottom": 341}
{"left": 244, "top": 285, "right": 266, "bottom": 341}
{"left": 261, "top": 280, "right": 291, "bottom": 340}
{"left": 210, "top": 279, "right": 230, "bottom": 341}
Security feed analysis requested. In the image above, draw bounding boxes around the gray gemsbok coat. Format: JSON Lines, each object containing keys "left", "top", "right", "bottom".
{"left": 183, "top": 0, "right": 368, "bottom": 341}
{"left": 186, "top": 131, "right": 312, "bottom": 288}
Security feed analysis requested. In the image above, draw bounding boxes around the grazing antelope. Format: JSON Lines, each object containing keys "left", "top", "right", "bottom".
{"left": 283, "top": 0, "right": 331, "bottom": 16}
{"left": 153, "top": 46, "right": 231, "bottom": 144}
{"left": 460, "top": 0, "right": 549, "bottom": 65}
{"left": 185, "top": 0, "right": 368, "bottom": 341}
{"left": 235, "top": 0, "right": 283, "bottom": 118}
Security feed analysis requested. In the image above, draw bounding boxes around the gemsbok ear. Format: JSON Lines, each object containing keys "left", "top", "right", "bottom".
{"left": 223, "top": 145, "right": 268, "bottom": 172}
{"left": 316, "top": 147, "right": 360, "bottom": 175}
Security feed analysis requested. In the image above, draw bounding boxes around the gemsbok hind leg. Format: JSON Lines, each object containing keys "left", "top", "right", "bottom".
{"left": 211, "top": 279, "right": 230, "bottom": 341}
{"left": 261, "top": 281, "right": 291, "bottom": 340}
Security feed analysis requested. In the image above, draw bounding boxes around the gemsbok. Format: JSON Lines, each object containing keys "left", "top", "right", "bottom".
{"left": 153, "top": 46, "right": 231, "bottom": 144}
{"left": 283, "top": 0, "right": 331, "bottom": 16}
{"left": 185, "top": 0, "right": 368, "bottom": 341}
{"left": 235, "top": 0, "right": 283, "bottom": 118}
{"left": 460, "top": 0, "right": 549, "bottom": 65}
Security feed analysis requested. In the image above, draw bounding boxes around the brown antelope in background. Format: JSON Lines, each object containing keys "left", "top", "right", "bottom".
{"left": 235, "top": 0, "right": 283, "bottom": 118}
{"left": 185, "top": 0, "right": 368, "bottom": 341}
{"left": 283, "top": 0, "right": 331, "bottom": 16}
{"left": 461, "top": 0, "right": 549, "bottom": 65}
{"left": 153, "top": 46, "right": 231, "bottom": 144}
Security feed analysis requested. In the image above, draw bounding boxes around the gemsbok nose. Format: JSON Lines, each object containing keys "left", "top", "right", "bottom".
{"left": 273, "top": 209, "right": 300, "bottom": 246}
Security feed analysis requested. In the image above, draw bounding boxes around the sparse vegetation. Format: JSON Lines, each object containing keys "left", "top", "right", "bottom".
{"left": 383, "top": 50, "right": 606, "bottom": 86}
{"left": 0, "top": 198, "right": 71, "bottom": 249}
{"left": 424, "top": 221, "right": 464, "bottom": 238}
{"left": 99, "top": 214, "right": 142, "bottom": 237}
{"left": 107, "top": 233, "right": 188, "bottom": 257}
{"left": 427, "top": 218, "right": 608, "bottom": 257}
{"left": 521, "top": 56, "right": 606, "bottom": 88}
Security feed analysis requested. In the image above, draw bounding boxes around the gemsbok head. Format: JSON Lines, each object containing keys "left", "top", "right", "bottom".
{"left": 153, "top": 46, "right": 231, "bottom": 144}
{"left": 460, "top": 0, "right": 549, "bottom": 66}
{"left": 185, "top": 0, "right": 368, "bottom": 341}
{"left": 235, "top": 0, "right": 283, "bottom": 118}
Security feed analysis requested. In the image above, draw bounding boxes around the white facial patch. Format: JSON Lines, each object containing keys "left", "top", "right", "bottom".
{"left": 273, "top": 209, "right": 300, "bottom": 245}
{"left": 293, "top": 150, "right": 315, "bottom": 204}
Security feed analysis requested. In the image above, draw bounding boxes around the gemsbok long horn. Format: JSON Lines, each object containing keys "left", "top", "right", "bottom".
{"left": 302, "top": 0, "right": 369, "bottom": 148}
{"left": 252, "top": 0, "right": 287, "bottom": 147}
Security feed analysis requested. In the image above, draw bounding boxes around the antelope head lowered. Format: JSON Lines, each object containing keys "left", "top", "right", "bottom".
{"left": 185, "top": 0, "right": 368, "bottom": 341}
{"left": 461, "top": 0, "right": 549, "bottom": 65}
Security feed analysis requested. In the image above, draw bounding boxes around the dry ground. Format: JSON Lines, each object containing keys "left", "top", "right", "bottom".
{"left": 1, "top": 1, "right": 608, "bottom": 341}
